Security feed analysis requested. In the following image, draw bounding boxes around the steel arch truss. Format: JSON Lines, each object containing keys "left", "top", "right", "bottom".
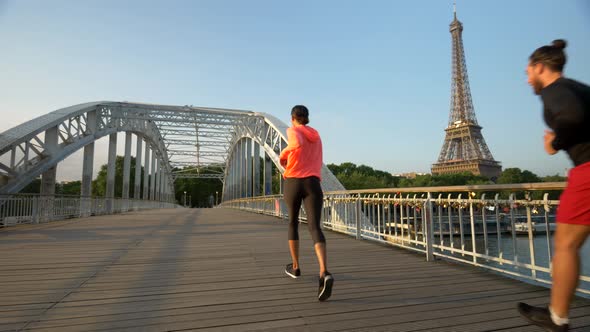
{"left": 118, "top": 103, "right": 254, "bottom": 179}
{"left": 0, "top": 103, "right": 172, "bottom": 194}
{"left": 1, "top": 102, "right": 344, "bottom": 201}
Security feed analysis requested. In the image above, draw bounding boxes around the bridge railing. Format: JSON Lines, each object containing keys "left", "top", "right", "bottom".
{"left": 221, "top": 182, "right": 590, "bottom": 296}
{"left": 0, "top": 194, "right": 181, "bottom": 227}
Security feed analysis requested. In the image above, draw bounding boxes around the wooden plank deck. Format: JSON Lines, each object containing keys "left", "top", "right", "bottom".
{"left": 1, "top": 208, "right": 589, "bottom": 332}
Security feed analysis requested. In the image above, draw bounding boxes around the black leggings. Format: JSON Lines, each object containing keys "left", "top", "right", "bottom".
{"left": 284, "top": 176, "right": 325, "bottom": 244}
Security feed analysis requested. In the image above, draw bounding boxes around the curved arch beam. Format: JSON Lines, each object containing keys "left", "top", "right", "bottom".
{"left": 0, "top": 103, "right": 171, "bottom": 194}
{"left": 1, "top": 102, "right": 344, "bottom": 198}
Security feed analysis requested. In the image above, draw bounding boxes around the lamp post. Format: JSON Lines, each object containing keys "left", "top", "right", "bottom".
{"left": 215, "top": 191, "right": 219, "bottom": 205}
{"left": 183, "top": 191, "right": 187, "bottom": 207}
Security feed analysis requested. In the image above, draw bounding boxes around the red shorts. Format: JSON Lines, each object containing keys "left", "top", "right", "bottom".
{"left": 557, "top": 161, "right": 590, "bottom": 225}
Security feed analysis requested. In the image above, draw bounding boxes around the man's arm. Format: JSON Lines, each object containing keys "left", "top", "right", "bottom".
{"left": 544, "top": 130, "right": 558, "bottom": 155}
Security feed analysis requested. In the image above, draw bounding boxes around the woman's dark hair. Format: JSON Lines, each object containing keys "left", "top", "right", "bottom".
{"left": 529, "top": 39, "right": 567, "bottom": 72}
{"left": 291, "top": 105, "right": 309, "bottom": 125}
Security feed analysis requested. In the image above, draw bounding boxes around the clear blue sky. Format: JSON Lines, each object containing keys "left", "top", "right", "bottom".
{"left": 1, "top": 0, "right": 589, "bottom": 181}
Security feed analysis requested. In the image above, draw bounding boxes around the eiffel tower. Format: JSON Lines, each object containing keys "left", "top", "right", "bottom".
{"left": 431, "top": 5, "right": 501, "bottom": 179}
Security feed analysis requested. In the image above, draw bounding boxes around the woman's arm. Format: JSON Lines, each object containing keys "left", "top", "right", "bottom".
{"left": 279, "top": 128, "right": 301, "bottom": 163}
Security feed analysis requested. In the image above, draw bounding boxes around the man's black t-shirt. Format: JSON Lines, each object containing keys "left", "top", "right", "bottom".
{"left": 541, "top": 77, "right": 590, "bottom": 166}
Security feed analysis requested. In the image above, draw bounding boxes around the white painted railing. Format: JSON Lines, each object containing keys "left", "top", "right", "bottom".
{"left": 0, "top": 194, "right": 181, "bottom": 226}
{"left": 221, "top": 182, "right": 590, "bottom": 296}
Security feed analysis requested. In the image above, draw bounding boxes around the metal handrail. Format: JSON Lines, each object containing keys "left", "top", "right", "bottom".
{"left": 221, "top": 183, "right": 590, "bottom": 297}
{"left": 0, "top": 194, "right": 182, "bottom": 227}
{"left": 324, "top": 182, "right": 566, "bottom": 195}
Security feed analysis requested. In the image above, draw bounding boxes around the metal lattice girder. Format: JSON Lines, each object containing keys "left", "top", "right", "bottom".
{"left": 159, "top": 129, "right": 229, "bottom": 137}
{"left": 0, "top": 101, "right": 345, "bottom": 196}
{"left": 173, "top": 173, "right": 224, "bottom": 179}
{"left": 0, "top": 103, "right": 172, "bottom": 194}
{"left": 168, "top": 150, "right": 227, "bottom": 157}
{"left": 164, "top": 139, "right": 228, "bottom": 147}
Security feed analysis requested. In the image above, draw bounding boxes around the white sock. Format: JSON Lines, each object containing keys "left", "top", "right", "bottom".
{"left": 549, "top": 306, "right": 570, "bottom": 326}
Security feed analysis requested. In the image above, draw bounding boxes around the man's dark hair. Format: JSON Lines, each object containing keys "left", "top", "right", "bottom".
{"left": 529, "top": 39, "right": 567, "bottom": 72}
{"left": 291, "top": 105, "right": 309, "bottom": 125}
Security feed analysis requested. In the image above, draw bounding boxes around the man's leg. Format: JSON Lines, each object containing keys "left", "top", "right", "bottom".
{"left": 550, "top": 222, "right": 590, "bottom": 317}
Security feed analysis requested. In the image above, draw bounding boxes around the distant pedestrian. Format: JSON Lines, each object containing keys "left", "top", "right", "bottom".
{"left": 518, "top": 39, "right": 590, "bottom": 332}
{"left": 280, "top": 105, "right": 334, "bottom": 301}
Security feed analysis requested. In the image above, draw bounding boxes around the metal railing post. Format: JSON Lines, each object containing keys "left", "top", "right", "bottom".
{"left": 355, "top": 194, "right": 361, "bottom": 240}
{"left": 525, "top": 192, "right": 537, "bottom": 279}
{"left": 543, "top": 193, "right": 553, "bottom": 273}
{"left": 469, "top": 192, "right": 478, "bottom": 264}
{"left": 425, "top": 192, "right": 435, "bottom": 262}
{"left": 509, "top": 193, "right": 518, "bottom": 264}
{"left": 32, "top": 195, "right": 39, "bottom": 224}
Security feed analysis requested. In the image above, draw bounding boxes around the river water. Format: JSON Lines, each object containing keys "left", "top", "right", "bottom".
{"left": 433, "top": 233, "right": 590, "bottom": 294}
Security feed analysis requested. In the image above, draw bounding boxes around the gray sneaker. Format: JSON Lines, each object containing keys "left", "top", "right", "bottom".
{"left": 285, "top": 263, "right": 301, "bottom": 278}
{"left": 318, "top": 272, "right": 334, "bottom": 302}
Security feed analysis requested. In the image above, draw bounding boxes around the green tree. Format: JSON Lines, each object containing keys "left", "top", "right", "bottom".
{"left": 495, "top": 168, "right": 562, "bottom": 199}
{"left": 542, "top": 174, "right": 566, "bottom": 182}
{"left": 336, "top": 172, "right": 382, "bottom": 190}
{"left": 328, "top": 162, "right": 358, "bottom": 177}
{"left": 92, "top": 156, "right": 143, "bottom": 197}
{"left": 541, "top": 174, "right": 567, "bottom": 199}
{"left": 174, "top": 166, "right": 224, "bottom": 207}
{"left": 19, "top": 178, "right": 41, "bottom": 194}
{"left": 272, "top": 166, "right": 281, "bottom": 195}
{"left": 497, "top": 168, "right": 541, "bottom": 184}
{"left": 395, "top": 172, "right": 490, "bottom": 188}
{"left": 19, "top": 178, "right": 82, "bottom": 195}
{"left": 56, "top": 181, "right": 81, "bottom": 196}
{"left": 328, "top": 163, "right": 401, "bottom": 190}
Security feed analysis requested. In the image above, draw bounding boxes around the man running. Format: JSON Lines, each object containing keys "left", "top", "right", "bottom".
{"left": 518, "top": 39, "right": 590, "bottom": 331}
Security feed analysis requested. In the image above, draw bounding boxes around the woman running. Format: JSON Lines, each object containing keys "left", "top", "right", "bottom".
{"left": 279, "top": 105, "right": 334, "bottom": 302}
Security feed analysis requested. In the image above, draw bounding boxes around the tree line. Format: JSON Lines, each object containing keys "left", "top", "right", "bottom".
{"left": 18, "top": 158, "right": 566, "bottom": 202}
{"left": 327, "top": 162, "right": 566, "bottom": 190}
{"left": 18, "top": 156, "right": 224, "bottom": 207}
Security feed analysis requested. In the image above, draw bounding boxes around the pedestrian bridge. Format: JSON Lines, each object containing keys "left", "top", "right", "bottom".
{"left": 2, "top": 208, "right": 590, "bottom": 332}
{"left": 2, "top": 102, "right": 590, "bottom": 330}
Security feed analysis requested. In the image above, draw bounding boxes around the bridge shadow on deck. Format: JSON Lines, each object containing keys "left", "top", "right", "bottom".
{"left": 0, "top": 208, "right": 589, "bottom": 332}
